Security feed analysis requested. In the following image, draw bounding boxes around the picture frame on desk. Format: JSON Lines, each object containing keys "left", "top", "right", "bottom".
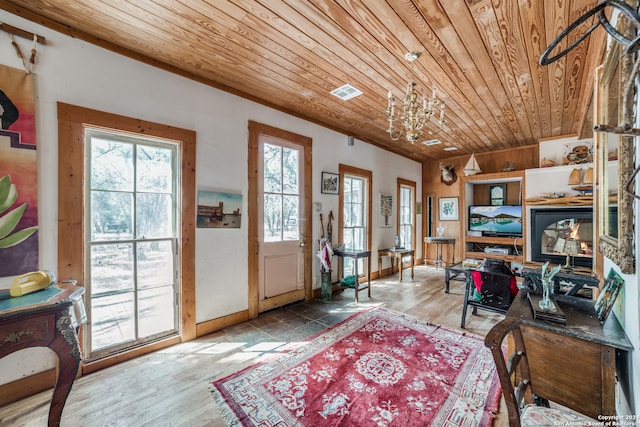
{"left": 594, "top": 268, "right": 624, "bottom": 322}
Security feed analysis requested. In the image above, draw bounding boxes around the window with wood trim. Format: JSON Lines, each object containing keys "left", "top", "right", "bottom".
{"left": 338, "top": 164, "right": 372, "bottom": 275}
{"left": 57, "top": 102, "right": 196, "bottom": 371}
{"left": 397, "top": 179, "right": 416, "bottom": 250}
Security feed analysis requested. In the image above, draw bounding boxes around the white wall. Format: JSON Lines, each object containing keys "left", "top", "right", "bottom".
{"left": 0, "top": 11, "right": 421, "bottom": 384}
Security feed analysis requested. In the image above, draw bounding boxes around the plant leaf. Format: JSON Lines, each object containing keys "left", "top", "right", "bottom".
{"left": 0, "top": 226, "right": 38, "bottom": 249}
{"left": 0, "top": 203, "right": 27, "bottom": 239}
{"left": 0, "top": 183, "right": 17, "bottom": 214}
{"left": 0, "top": 175, "right": 11, "bottom": 203}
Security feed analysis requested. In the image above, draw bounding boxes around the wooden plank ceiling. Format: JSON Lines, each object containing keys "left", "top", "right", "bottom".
{"left": 0, "top": 0, "right": 606, "bottom": 162}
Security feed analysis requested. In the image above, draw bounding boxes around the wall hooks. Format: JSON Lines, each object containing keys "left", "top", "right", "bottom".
{"left": 0, "top": 22, "right": 46, "bottom": 44}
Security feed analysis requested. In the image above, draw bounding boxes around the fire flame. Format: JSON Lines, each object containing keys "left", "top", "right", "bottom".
{"left": 568, "top": 223, "right": 580, "bottom": 239}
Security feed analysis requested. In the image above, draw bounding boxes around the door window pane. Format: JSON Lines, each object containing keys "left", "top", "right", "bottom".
{"left": 263, "top": 143, "right": 301, "bottom": 242}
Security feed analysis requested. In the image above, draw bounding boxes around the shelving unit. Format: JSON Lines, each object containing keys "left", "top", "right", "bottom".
{"left": 461, "top": 170, "right": 525, "bottom": 265}
{"left": 465, "top": 236, "right": 525, "bottom": 262}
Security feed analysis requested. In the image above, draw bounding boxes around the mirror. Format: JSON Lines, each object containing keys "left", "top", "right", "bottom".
{"left": 595, "top": 15, "right": 636, "bottom": 274}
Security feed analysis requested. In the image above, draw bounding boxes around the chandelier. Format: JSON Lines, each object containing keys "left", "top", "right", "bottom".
{"left": 385, "top": 51, "right": 445, "bottom": 144}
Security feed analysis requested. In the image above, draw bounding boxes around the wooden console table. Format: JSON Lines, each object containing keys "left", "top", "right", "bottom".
{"left": 506, "top": 290, "right": 633, "bottom": 418}
{"left": 424, "top": 237, "right": 455, "bottom": 268}
{"left": 334, "top": 249, "right": 371, "bottom": 303}
{"left": 378, "top": 248, "right": 414, "bottom": 281}
{"left": 0, "top": 283, "right": 86, "bottom": 426}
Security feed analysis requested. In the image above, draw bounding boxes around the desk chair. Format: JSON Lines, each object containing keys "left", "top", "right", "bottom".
{"left": 484, "top": 318, "right": 599, "bottom": 427}
{"left": 461, "top": 259, "right": 517, "bottom": 328}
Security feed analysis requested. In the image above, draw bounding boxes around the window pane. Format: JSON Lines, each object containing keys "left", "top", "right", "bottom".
{"left": 91, "top": 292, "right": 135, "bottom": 350}
{"left": 137, "top": 145, "right": 173, "bottom": 193}
{"left": 283, "top": 195, "right": 298, "bottom": 240}
{"left": 137, "top": 240, "right": 174, "bottom": 289}
{"left": 138, "top": 286, "right": 174, "bottom": 337}
{"left": 352, "top": 205, "right": 363, "bottom": 227}
{"left": 353, "top": 227, "right": 364, "bottom": 250}
{"left": 91, "top": 191, "right": 133, "bottom": 241}
{"left": 264, "top": 193, "right": 282, "bottom": 241}
{"left": 263, "top": 143, "right": 282, "bottom": 193}
{"left": 91, "top": 138, "right": 133, "bottom": 191}
{"left": 136, "top": 193, "right": 173, "bottom": 238}
{"left": 344, "top": 178, "right": 353, "bottom": 203}
{"left": 90, "top": 243, "right": 134, "bottom": 295}
{"left": 282, "top": 147, "right": 299, "bottom": 194}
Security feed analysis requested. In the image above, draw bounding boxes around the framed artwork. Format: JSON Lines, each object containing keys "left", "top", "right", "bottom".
{"left": 379, "top": 193, "right": 393, "bottom": 227}
{"left": 594, "top": 268, "right": 625, "bottom": 322}
{"left": 489, "top": 184, "right": 506, "bottom": 206}
{"left": 439, "top": 197, "right": 459, "bottom": 221}
{"left": 321, "top": 172, "right": 339, "bottom": 194}
{"left": 196, "top": 191, "right": 242, "bottom": 228}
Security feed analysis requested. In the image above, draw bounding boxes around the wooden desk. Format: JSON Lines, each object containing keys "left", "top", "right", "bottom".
{"left": 378, "top": 248, "right": 414, "bottom": 281}
{"left": 334, "top": 249, "right": 371, "bottom": 303}
{"left": 424, "top": 237, "right": 455, "bottom": 268}
{"left": 506, "top": 290, "right": 633, "bottom": 419}
{"left": 0, "top": 283, "right": 86, "bottom": 426}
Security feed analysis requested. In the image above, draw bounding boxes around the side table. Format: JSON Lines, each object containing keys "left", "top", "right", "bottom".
{"left": 378, "top": 248, "right": 414, "bottom": 281}
{"left": 0, "top": 283, "right": 86, "bottom": 426}
{"left": 424, "top": 237, "right": 455, "bottom": 268}
{"left": 334, "top": 249, "right": 371, "bottom": 303}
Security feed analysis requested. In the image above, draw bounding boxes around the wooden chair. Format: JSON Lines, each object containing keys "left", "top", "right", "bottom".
{"left": 460, "top": 259, "right": 515, "bottom": 328}
{"left": 484, "top": 318, "right": 599, "bottom": 426}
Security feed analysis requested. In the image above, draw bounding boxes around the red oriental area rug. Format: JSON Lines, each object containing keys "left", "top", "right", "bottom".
{"left": 210, "top": 307, "right": 501, "bottom": 426}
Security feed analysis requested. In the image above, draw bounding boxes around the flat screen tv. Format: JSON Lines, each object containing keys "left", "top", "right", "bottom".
{"left": 469, "top": 205, "right": 523, "bottom": 237}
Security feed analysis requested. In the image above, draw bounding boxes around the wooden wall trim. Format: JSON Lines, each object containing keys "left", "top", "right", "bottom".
{"left": 196, "top": 310, "right": 250, "bottom": 337}
{"left": 0, "top": 369, "right": 56, "bottom": 407}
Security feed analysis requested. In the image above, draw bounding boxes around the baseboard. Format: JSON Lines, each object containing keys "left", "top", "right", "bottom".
{"left": 0, "top": 368, "right": 56, "bottom": 407}
{"left": 196, "top": 309, "right": 249, "bottom": 337}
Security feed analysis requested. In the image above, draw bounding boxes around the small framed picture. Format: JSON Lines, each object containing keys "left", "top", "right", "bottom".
{"left": 439, "top": 197, "right": 459, "bottom": 221}
{"left": 489, "top": 184, "right": 506, "bottom": 206}
{"left": 594, "top": 268, "right": 625, "bottom": 322}
{"left": 321, "top": 172, "right": 339, "bottom": 195}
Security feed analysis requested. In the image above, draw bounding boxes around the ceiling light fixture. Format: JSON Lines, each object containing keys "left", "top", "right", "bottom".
{"left": 386, "top": 51, "right": 445, "bottom": 144}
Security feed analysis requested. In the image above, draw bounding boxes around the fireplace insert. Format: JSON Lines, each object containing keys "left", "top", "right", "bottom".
{"left": 530, "top": 207, "right": 593, "bottom": 268}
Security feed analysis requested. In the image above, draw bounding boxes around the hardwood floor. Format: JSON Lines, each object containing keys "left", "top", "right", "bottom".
{"left": 0, "top": 265, "right": 508, "bottom": 426}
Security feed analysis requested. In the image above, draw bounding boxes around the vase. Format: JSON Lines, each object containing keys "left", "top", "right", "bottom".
{"left": 321, "top": 271, "right": 332, "bottom": 302}
{"left": 437, "top": 223, "right": 444, "bottom": 237}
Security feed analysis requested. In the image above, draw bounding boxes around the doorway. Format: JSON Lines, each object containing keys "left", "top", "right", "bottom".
{"left": 248, "top": 121, "right": 313, "bottom": 317}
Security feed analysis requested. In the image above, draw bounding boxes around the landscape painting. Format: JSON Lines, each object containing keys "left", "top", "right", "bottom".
{"left": 197, "top": 191, "right": 242, "bottom": 229}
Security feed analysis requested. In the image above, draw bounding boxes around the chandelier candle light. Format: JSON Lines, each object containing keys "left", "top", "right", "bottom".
{"left": 386, "top": 51, "right": 445, "bottom": 143}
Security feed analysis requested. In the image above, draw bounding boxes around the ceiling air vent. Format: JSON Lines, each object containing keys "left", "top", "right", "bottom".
{"left": 330, "top": 84, "right": 363, "bottom": 100}
{"left": 443, "top": 146, "right": 458, "bottom": 151}
{"left": 422, "top": 139, "right": 441, "bottom": 146}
